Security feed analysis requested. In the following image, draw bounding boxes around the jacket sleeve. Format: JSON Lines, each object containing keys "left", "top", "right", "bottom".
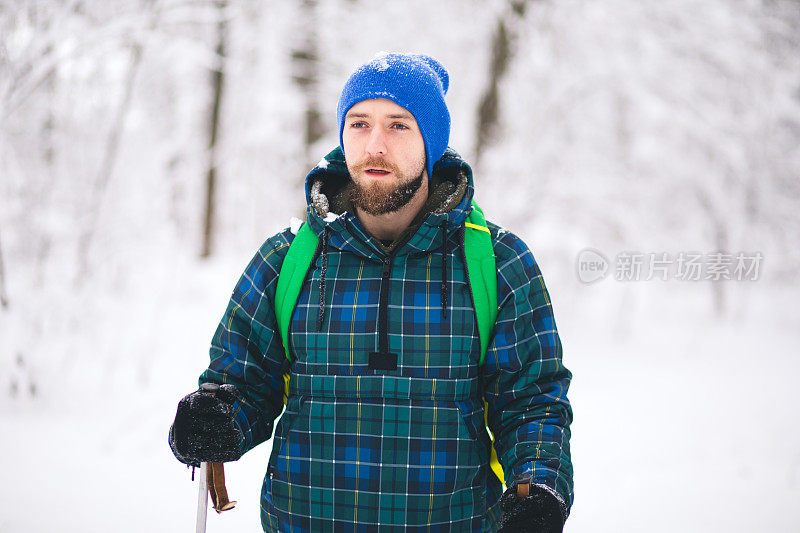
{"left": 481, "top": 225, "right": 574, "bottom": 512}
{"left": 199, "top": 229, "right": 294, "bottom": 454}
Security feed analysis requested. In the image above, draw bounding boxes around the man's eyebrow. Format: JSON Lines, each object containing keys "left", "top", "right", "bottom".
{"left": 345, "top": 112, "right": 414, "bottom": 120}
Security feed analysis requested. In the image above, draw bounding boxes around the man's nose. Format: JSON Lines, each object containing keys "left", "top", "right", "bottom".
{"left": 365, "top": 127, "right": 388, "bottom": 156}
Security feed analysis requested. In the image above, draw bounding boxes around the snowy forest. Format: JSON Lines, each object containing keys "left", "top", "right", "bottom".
{"left": 1, "top": 0, "right": 799, "bottom": 531}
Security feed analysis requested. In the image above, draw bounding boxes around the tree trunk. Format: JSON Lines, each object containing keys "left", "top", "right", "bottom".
{"left": 291, "top": 0, "right": 325, "bottom": 169}
{"left": 695, "top": 188, "right": 728, "bottom": 316}
{"left": 201, "top": 0, "right": 228, "bottom": 259}
{"left": 474, "top": 0, "right": 529, "bottom": 167}
{"left": 0, "top": 228, "right": 9, "bottom": 309}
{"left": 37, "top": 39, "right": 57, "bottom": 287}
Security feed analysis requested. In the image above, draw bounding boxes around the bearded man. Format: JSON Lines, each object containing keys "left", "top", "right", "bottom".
{"left": 169, "top": 53, "right": 574, "bottom": 532}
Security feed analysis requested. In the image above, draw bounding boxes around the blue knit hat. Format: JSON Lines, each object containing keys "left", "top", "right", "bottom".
{"left": 337, "top": 52, "right": 450, "bottom": 180}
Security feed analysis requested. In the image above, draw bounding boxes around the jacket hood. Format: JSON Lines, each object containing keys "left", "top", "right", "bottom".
{"left": 303, "top": 146, "right": 476, "bottom": 258}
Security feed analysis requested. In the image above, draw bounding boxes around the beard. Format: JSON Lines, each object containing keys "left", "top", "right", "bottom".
{"left": 349, "top": 156, "right": 425, "bottom": 215}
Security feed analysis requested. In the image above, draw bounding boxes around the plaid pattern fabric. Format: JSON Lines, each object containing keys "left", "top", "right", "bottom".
{"left": 200, "top": 148, "right": 573, "bottom": 531}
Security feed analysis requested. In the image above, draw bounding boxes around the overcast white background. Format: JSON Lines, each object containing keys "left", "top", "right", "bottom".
{"left": 2, "top": 1, "right": 799, "bottom": 531}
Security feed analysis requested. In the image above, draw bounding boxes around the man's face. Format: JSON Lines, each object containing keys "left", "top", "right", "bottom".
{"left": 342, "top": 98, "right": 427, "bottom": 215}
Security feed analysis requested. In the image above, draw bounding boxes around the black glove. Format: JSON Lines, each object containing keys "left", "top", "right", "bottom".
{"left": 497, "top": 478, "right": 566, "bottom": 533}
{"left": 168, "top": 383, "right": 244, "bottom": 465}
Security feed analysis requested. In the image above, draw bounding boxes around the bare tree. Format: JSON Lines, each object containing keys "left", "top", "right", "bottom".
{"left": 473, "top": 0, "right": 529, "bottom": 167}
{"left": 291, "top": 0, "right": 325, "bottom": 168}
{"left": 0, "top": 229, "right": 8, "bottom": 309}
{"left": 74, "top": 43, "right": 144, "bottom": 284}
{"left": 201, "top": 0, "right": 228, "bottom": 259}
{"left": 74, "top": 0, "right": 162, "bottom": 283}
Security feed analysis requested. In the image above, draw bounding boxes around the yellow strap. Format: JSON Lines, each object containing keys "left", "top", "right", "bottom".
{"left": 464, "top": 221, "right": 491, "bottom": 233}
{"left": 484, "top": 399, "right": 506, "bottom": 488}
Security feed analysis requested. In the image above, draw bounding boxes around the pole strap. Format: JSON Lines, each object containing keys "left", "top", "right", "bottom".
{"left": 207, "top": 462, "right": 237, "bottom": 513}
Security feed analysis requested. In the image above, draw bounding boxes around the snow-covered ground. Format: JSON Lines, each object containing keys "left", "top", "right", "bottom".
{"left": 2, "top": 253, "right": 797, "bottom": 532}
{"left": 563, "top": 281, "right": 800, "bottom": 532}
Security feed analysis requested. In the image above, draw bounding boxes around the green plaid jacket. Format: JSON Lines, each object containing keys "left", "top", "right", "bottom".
{"left": 200, "top": 148, "right": 573, "bottom": 532}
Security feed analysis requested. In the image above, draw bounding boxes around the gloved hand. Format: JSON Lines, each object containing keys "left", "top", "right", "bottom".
{"left": 497, "top": 478, "right": 566, "bottom": 533}
{"left": 168, "top": 383, "right": 244, "bottom": 466}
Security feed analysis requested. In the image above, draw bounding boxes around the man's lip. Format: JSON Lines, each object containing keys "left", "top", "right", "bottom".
{"left": 365, "top": 168, "right": 391, "bottom": 174}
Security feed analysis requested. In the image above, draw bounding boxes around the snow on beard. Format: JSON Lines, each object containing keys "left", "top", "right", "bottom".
{"left": 349, "top": 156, "right": 425, "bottom": 215}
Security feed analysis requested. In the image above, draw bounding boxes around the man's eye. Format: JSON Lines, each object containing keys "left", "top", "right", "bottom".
{"left": 391, "top": 123, "right": 409, "bottom": 130}
{"left": 350, "top": 122, "right": 367, "bottom": 128}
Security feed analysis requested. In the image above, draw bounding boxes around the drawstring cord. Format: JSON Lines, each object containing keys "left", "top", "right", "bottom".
{"left": 440, "top": 220, "right": 449, "bottom": 319}
{"left": 316, "top": 221, "right": 449, "bottom": 327}
{"left": 317, "top": 225, "right": 330, "bottom": 332}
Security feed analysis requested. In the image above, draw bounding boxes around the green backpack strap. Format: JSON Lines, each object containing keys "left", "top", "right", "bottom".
{"left": 275, "top": 223, "right": 319, "bottom": 361}
{"left": 463, "top": 200, "right": 499, "bottom": 365}
{"left": 464, "top": 200, "right": 505, "bottom": 487}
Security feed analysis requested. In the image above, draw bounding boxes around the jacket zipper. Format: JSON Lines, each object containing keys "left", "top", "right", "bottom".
{"left": 343, "top": 215, "right": 442, "bottom": 362}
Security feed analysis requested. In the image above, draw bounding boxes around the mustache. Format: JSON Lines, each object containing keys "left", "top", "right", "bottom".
{"left": 351, "top": 156, "right": 400, "bottom": 174}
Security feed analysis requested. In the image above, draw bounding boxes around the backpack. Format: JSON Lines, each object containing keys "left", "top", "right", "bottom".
{"left": 274, "top": 200, "right": 505, "bottom": 486}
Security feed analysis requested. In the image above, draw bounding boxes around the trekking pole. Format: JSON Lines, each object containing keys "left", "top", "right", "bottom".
{"left": 195, "top": 383, "right": 238, "bottom": 532}
{"left": 196, "top": 462, "right": 209, "bottom": 533}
